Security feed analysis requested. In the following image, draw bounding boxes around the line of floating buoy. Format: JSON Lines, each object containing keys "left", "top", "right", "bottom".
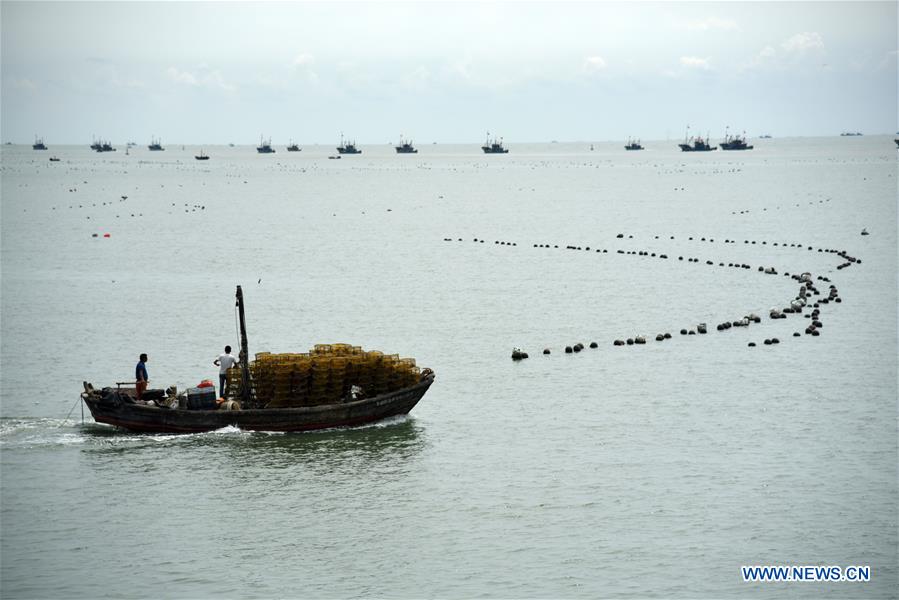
{"left": 449, "top": 231, "right": 859, "bottom": 355}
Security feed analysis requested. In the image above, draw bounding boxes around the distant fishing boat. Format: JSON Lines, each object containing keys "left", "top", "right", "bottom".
{"left": 395, "top": 135, "right": 418, "bottom": 154}
{"left": 337, "top": 133, "right": 362, "bottom": 154}
{"left": 840, "top": 132, "right": 863, "bottom": 136}
{"left": 195, "top": 149, "right": 210, "bottom": 160}
{"left": 678, "top": 126, "right": 716, "bottom": 152}
{"left": 625, "top": 138, "right": 644, "bottom": 151}
{"left": 759, "top": 134, "right": 772, "bottom": 139}
{"left": 286, "top": 140, "right": 301, "bottom": 152}
{"left": 32, "top": 136, "right": 47, "bottom": 150}
{"left": 481, "top": 132, "right": 509, "bottom": 154}
{"left": 49, "top": 156, "right": 61, "bottom": 162}
{"left": 148, "top": 136, "right": 164, "bottom": 151}
{"left": 92, "top": 139, "right": 116, "bottom": 152}
{"left": 257, "top": 136, "right": 276, "bottom": 153}
{"left": 719, "top": 127, "right": 753, "bottom": 151}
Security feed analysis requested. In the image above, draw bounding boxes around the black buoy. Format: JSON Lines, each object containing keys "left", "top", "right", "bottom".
{"left": 680, "top": 329, "right": 688, "bottom": 335}
{"left": 748, "top": 342, "right": 756, "bottom": 347}
{"left": 565, "top": 346, "right": 573, "bottom": 353}
{"left": 589, "top": 342, "right": 598, "bottom": 348}
{"left": 543, "top": 348, "right": 551, "bottom": 355}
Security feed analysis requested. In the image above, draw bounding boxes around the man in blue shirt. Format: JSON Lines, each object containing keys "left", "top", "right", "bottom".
{"left": 136, "top": 353, "right": 149, "bottom": 401}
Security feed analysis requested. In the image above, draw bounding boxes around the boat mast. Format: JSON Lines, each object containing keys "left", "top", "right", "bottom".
{"left": 235, "top": 285, "right": 254, "bottom": 406}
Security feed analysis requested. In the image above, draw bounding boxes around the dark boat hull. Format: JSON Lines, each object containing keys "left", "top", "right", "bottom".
{"left": 720, "top": 144, "right": 753, "bottom": 150}
{"left": 83, "top": 374, "right": 435, "bottom": 434}
{"left": 679, "top": 144, "right": 716, "bottom": 152}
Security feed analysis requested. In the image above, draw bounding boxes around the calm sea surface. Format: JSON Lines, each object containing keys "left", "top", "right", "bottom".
{"left": 1, "top": 138, "right": 896, "bottom": 599}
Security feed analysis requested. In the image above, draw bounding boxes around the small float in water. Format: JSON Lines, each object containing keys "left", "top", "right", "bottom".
{"left": 81, "top": 286, "right": 435, "bottom": 433}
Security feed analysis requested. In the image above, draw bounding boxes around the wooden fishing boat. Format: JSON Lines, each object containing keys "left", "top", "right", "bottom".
{"left": 81, "top": 287, "right": 435, "bottom": 433}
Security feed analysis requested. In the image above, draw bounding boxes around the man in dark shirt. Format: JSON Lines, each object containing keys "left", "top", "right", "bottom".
{"left": 136, "top": 353, "right": 149, "bottom": 401}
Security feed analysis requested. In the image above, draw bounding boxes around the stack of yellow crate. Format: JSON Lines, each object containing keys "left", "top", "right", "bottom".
{"left": 230, "top": 344, "right": 421, "bottom": 409}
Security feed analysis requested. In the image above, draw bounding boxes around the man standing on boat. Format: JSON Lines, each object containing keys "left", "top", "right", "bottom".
{"left": 135, "top": 353, "right": 149, "bottom": 401}
{"left": 214, "top": 346, "right": 239, "bottom": 399}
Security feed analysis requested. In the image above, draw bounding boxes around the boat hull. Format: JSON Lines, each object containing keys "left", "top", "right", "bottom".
{"left": 82, "top": 374, "right": 435, "bottom": 434}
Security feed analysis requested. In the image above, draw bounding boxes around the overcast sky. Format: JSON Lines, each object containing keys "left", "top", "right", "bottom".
{"left": 2, "top": 1, "right": 896, "bottom": 144}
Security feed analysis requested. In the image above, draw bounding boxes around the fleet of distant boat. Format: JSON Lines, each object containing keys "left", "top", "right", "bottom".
{"left": 14, "top": 131, "right": 898, "bottom": 155}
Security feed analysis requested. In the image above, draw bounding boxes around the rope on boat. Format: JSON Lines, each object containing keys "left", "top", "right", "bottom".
{"left": 63, "top": 395, "right": 81, "bottom": 425}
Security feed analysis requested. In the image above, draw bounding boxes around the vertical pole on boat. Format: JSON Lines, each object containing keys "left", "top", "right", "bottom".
{"left": 235, "top": 285, "right": 253, "bottom": 407}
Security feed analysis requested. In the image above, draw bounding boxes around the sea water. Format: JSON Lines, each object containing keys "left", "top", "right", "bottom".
{"left": 1, "top": 138, "right": 896, "bottom": 598}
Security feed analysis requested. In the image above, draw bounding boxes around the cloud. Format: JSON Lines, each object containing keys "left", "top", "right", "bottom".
{"left": 205, "top": 70, "right": 235, "bottom": 92}
{"left": 291, "top": 53, "right": 319, "bottom": 84}
{"left": 680, "top": 56, "right": 711, "bottom": 70}
{"left": 876, "top": 50, "right": 898, "bottom": 71}
{"left": 781, "top": 32, "right": 824, "bottom": 53}
{"left": 683, "top": 17, "right": 737, "bottom": 31}
{"left": 746, "top": 45, "right": 778, "bottom": 69}
{"left": 402, "top": 65, "right": 431, "bottom": 91}
{"left": 745, "top": 32, "right": 825, "bottom": 71}
{"left": 167, "top": 67, "right": 198, "bottom": 86}
{"left": 449, "top": 57, "right": 472, "bottom": 80}
{"left": 166, "top": 66, "right": 235, "bottom": 91}
{"left": 583, "top": 56, "right": 607, "bottom": 72}
{"left": 11, "top": 78, "right": 37, "bottom": 90}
